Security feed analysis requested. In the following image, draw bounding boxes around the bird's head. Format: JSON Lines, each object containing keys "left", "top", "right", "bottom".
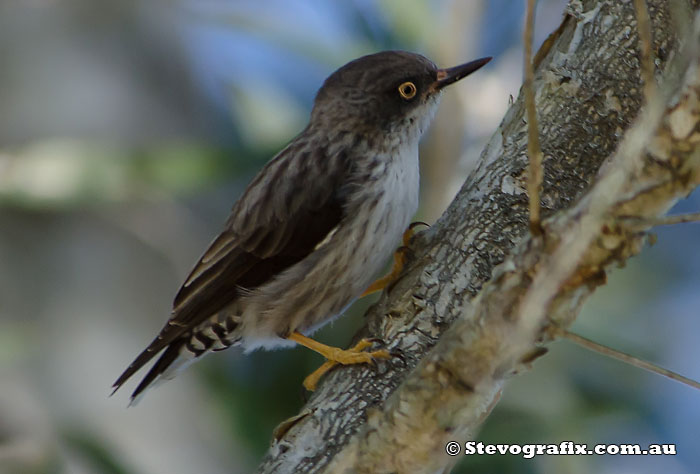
{"left": 310, "top": 51, "right": 491, "bottom": 141}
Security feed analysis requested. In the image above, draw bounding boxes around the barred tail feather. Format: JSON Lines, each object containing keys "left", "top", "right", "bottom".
{"left": 116, "top": 318, "right": 242, "bottom": 405}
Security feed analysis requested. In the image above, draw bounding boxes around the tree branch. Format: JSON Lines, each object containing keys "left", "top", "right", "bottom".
{"left": 524, "top": 0, "right": 544, "bottom": 235}
{"left": 257, "top": 1, "right": 700, "bottom": 472}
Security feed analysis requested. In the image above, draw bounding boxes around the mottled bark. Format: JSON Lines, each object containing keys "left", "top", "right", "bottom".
{"left": 258, "top": 1, "right": 700, "bottom": 473}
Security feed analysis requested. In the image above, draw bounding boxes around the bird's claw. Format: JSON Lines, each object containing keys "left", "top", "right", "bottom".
{"left": 364, "top": 336, "right": 385, "bottom": 345}
{"left": 302, "top": 338, "right": 391, "bottom": 391}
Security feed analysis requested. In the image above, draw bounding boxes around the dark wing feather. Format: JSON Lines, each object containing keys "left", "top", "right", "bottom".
{"left": 113, "top": 137, "right": 347, "bottom": 394}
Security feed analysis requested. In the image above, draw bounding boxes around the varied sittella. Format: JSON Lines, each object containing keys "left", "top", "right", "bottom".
{"left": 113, "top": 50, "right": 491, "bottom": 402}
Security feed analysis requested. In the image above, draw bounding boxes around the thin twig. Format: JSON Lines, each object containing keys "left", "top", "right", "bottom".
{"left": 646, "top": 212, "right": 700, "bottom": 226}
{"left": 621, "top": 211, "right": 700, "bottom": 229}
{"left": 556, "top": 329, "right": 700, "bottom": 391}
{"left": 524, "top": 0, "right": 543, "bottom": 236}
{"left": 633, "top": 0, "right": 657, "bottom": 101}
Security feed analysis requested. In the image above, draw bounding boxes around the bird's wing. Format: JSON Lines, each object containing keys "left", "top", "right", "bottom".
{"left": 113, "top": 137, "right": 348, "bottom": 392}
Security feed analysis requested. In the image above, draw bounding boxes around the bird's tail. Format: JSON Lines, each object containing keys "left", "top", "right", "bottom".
{"left": 113, "top": 319, "right": 241, "bottom": 405}
{"left": 127, "top": 340, "right": 193, "bottom": 406}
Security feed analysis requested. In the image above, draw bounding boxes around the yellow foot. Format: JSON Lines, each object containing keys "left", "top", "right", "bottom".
{"left": 361, "top": 221, "right": 429, "bottom": 297}
{"left": 288, "top": 333, "right": 390, "bottom": 391}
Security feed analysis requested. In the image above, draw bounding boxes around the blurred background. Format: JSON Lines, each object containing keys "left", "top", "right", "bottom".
{"left": 0, "top": 1, "right": 698, "bottom": 473}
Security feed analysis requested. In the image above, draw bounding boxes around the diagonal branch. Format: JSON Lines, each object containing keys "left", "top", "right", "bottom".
{"left": 326, "top": 14, "right": 700, "bottom": 472}
{"left": 257, "top": 1, "right": 699, "bottom": 472}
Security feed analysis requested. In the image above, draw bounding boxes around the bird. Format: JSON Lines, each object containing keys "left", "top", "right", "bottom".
{"left": 113, "top": 50, "right": 491, "bottom": 402}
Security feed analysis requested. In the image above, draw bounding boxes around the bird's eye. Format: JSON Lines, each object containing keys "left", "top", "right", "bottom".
{"left": 398, "top": 81, "right": 417, "bottom": 100}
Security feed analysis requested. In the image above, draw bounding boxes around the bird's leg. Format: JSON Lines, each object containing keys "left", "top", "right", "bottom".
{"left": 302, "top": 360, "right": 337, "bottom": 393}
{"left": 361, "top": 221, "right": 429, "bottom": 297}
{"left": 288, "top": 332, "right": 389, "bottom": 391}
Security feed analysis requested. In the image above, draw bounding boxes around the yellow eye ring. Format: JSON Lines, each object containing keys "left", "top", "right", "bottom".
{"left": 398, "top": 81, "right": 417, "bottom": 100}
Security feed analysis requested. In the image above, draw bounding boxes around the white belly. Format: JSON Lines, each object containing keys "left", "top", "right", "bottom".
{"left": 354, "top": 146, "right": 420, "bottom": 287}
{"left": 239, "top": 138, "right": 422, "bottom": 350}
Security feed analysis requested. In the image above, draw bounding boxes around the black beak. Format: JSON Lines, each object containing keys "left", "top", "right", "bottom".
{"left": 434, "top": 57, "right": 492, "bottom": 90}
